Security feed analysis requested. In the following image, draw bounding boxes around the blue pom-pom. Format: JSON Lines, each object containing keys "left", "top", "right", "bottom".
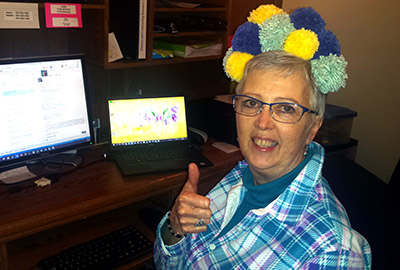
{"left": 232, "top": 22, "right": 262, "bottom": 55}
{"left": 290, "top": 7, "right": 326, "bottom": 34}
{"left": 313, "top": 29, "right": 341, "bottom": 59}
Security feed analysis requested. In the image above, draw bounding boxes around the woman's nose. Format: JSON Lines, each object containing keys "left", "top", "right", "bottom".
{"left": 255, "top": 106, "right": 275, "bottom": 130}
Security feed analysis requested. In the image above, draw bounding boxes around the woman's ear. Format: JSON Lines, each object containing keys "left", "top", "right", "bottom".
{"left": 307, "top": 117, "right": 323, "bottom": 145}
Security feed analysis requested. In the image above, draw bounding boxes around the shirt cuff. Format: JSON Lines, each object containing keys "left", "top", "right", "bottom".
{"left": 156, "top": 212, "right": 186, "bottom": 256}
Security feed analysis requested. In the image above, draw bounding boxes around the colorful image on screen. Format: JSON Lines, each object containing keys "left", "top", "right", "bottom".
{"left": 109, "top": 96, "right": 187, "bottom": 144}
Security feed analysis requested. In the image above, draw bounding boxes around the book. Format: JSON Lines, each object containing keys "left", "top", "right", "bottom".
{"left": 109, "top": 0, "right": 147, "bottom": 60}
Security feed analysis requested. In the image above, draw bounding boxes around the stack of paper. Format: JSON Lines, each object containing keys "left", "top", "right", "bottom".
{"left": 153, "top": 38, "right": 222, "bottom": 58}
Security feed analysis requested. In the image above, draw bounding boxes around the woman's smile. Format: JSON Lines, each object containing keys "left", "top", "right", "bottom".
{"left": 252, "top": 137, "right": 278, "bottom": 151}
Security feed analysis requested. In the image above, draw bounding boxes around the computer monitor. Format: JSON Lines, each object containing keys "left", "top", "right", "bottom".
{"left": 0, "top": 54, "right": 94, "bottom": 173}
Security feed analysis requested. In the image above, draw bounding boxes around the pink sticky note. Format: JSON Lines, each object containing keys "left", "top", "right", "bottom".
{"left": 45, "top": 3, "right": 82, "bottom": 28}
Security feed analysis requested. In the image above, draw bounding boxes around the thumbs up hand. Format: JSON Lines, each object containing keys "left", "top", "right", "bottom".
{"left": 168, "top": 163, "right": 212, "bottom": 238}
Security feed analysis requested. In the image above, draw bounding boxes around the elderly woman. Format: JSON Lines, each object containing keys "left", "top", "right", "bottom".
{"left": 154, "top": 5, "right": 371, "bottom": 269}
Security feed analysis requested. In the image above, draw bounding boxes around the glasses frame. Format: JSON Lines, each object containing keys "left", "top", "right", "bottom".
{"left": 232, "top": 94, "right": 318, "bottom": 124}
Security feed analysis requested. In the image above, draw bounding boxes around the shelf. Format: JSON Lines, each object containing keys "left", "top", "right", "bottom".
{"left": 7, "top": 202, "right": 156, "bottom": 270}
{"left": 82, "top": 4, "right": 106, "bottom": 10}
{"left": 154, "top": 30, "right": 223, "bottom": 38}
{"left": 99, "top": 0, "right": 230, "bottom": 69}
{"left": 155, "top": 7, "right": 227, "bottom": 12}
{"left": 102, "top": 54, "right": 223, "bottom": 70}
{"left": 2, "top": 0, "right": 285, "bottom": 70}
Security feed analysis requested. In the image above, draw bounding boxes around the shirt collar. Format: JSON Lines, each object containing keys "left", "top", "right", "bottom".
{"left": 242, "top": 152, "right": 312, "bottom": 208}
{"left": 250, "top": 142, "right": 325, "bottom": 226}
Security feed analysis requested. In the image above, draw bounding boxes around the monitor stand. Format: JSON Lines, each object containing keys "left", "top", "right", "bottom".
{"left": 42, "top": 153, "right": 84, "bottom": 171}
{"left": 0, "top": 151, "right": 85, "bottom": 184}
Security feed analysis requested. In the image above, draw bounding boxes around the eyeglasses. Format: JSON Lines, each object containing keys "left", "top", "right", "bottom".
{"left": 232, "top": 95, "right": 318, "bottom": 124}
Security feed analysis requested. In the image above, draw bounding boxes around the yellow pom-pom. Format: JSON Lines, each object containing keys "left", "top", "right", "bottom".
{"left": 248, "top": 5, "right": 285, "bottom": 24}
{"left": 225, "top": 52, "right": 254, "bottom": 82}
{"left": 283, "top": 29, "right": 319, "bottom": 60}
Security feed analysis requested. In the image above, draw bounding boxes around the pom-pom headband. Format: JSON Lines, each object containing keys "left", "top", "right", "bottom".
{"left": 223, "top": 5, "right": 348, "bottom": 94}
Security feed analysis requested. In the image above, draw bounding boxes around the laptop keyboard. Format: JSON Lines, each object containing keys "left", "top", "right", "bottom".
{"left": 120, "top": 147, "right": 189, "bottom": 164}
{"left": 38, "top": 225, "right": 153, "bottom": 270}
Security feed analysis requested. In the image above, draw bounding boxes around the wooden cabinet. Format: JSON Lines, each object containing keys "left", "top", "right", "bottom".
{"left": 87, "top": 0, "right": 282, "bottom": 69}
{"left": 85, "top": 0, "right": 233, "bottom": 69}
{"left": 0, "top": 0, "right": 282, "bottom": 69}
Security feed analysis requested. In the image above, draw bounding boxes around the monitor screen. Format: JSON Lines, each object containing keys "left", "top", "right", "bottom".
{"left": 108, "top": 96, "right": 188, "bottom": 146}
{"left": 0, "top": 54, "right": 94, "bottom": 171}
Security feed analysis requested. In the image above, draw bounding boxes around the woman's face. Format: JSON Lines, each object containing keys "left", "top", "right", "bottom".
{"left": 236, "top": 69, "right": 322, "bottom": 183}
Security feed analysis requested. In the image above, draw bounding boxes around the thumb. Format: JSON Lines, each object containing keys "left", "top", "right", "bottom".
{"left": 182, "top": 163, "right": 200, "bottom": 194}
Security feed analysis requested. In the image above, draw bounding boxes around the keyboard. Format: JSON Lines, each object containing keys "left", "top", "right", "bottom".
{"left": 38, "top": 225, "right": 153, "bottom": 270}
{"left": 120, "top": 147, "right": 189, "bottom": 164}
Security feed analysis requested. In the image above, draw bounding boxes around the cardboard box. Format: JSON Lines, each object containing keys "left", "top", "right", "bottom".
{"left": 153, "top": 38, "right": 222, "bottom": 58}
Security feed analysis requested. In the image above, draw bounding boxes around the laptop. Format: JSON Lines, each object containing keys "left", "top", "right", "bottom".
{"left": 107, "top": 96, "right": 213, "bottom": 175}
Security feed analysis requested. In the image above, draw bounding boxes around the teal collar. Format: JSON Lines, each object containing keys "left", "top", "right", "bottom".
{"left": 243, "top": 150, "right": 313, "bottom": 208}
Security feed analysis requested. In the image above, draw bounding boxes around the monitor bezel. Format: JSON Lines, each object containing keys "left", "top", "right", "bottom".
{"left": 0, "top": 54, "right": 95, "bottom": 172}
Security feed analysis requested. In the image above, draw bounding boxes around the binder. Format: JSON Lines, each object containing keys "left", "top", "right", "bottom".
{"left": 138, "top": 0, "right": 147, "bottom": 59}
{"left": 109, "top": 0, "right": 147, "bottom": 60}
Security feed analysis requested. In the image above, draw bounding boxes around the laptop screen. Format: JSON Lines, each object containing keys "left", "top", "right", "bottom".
{"left": 108, "top": 96, "right": 188, "bottom": 146}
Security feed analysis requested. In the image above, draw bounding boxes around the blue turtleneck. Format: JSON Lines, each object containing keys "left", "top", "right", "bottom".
{"left": 217, "top": 150, "right": 313, "bottom": 238}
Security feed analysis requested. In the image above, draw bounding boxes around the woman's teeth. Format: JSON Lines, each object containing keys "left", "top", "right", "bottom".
{"left": 253, "top": 138, "right": 278, "bottom": 148}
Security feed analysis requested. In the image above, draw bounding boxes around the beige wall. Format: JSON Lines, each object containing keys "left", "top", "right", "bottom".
{"left": 282, "top": 0, "right": 400, "bottom": 183}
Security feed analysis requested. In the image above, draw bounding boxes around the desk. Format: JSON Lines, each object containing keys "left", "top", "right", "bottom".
{"left": 0, "top": 141, "right": 243, "bottom": 270}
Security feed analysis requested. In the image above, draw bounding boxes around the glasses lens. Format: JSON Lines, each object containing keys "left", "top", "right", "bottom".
{"left": 271, "top": 103, "right": 303, "bottom": 123}
{"left": 234, "top": 96, "right": 261, "bottom": 116}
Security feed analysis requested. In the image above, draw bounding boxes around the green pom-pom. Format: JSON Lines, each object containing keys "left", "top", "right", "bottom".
{"left": 259, "top": 14, "right": 294, "bottom": 52}
{"left": 223, "top": 47, "right": 234, "bottom": 79}
{"left": 311, "top": 54, "right": 348, "bottom": 94}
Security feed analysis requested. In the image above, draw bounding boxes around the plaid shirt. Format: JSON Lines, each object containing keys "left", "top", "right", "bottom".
{"left": 154, "top": 142, "right": 372, "bottom": 269}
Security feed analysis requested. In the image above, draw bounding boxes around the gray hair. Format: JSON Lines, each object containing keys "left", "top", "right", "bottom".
{"left": 236, "top": 50, "right": 326, "bottom": 118}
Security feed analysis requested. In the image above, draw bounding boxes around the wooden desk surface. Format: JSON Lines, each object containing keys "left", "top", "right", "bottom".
{"left": 0, "top": 140, "right": 242, "bottom": 269}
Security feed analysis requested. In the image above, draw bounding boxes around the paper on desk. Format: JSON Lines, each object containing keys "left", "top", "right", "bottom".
{"left": 0, "top": 2, "right": 39, "bottom": 29}
{"left": 212, "top": 142, "right": 240, "bottom": 153}
{"left": 0, "top": 166, "right": 37, "bottom": 184}
{"left": 35, "top": 177, "right": 52, "bottom": 187}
